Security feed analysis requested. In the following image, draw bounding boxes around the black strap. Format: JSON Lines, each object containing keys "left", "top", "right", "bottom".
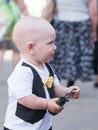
{"left": 4, "top": 126, "right": 52, "bottom": 130}
{"left": 3, "top": 127, "right": 11, "bottom": 130}
{"left": 45, "top": 63, "right": 54, "bottom": 77}
{"left": 48, "top": 126, "right": 52, "bottom": 130}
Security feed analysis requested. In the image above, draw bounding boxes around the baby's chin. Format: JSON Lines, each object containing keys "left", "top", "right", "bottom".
{"left": 44, "top": 54, "right": 54, "bottom": 63}
{"left": 45, "top": 58, "right": 51, "bottom": 63}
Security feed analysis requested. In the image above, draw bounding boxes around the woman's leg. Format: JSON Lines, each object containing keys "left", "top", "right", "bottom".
{"left": 0, "top": 49, "right": 5, "bottom": 66}
{"left": 93, "top": 41, "right": 98, "bottom": 87}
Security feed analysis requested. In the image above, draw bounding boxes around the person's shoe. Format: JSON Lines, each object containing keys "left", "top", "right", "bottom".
{"left": 67, "top": 80, "right": 75, "bottom": 87}
{"left": 94, "top": 83, "right": 98, "bottom": 88}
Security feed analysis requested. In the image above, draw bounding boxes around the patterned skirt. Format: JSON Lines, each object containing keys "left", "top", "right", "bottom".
{"left": 50, "top": 19, "right": 94, "bottom": 81}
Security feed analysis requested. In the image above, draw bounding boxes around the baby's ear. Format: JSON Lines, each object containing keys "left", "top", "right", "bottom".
{"left": 26, "top": 41, "right": 35, "bottom": 54}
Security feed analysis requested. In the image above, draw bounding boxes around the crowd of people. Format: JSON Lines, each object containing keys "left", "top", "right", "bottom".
{"left": 0, "top": 0, "right": 98, "bottom": 130}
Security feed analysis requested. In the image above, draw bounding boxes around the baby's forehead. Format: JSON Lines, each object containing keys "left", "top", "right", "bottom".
{"left": 13, "top": 16, "right": 56, "bottom": 42}
{"left": 16, "top": 16, "right": 54, "bottom": 28}
{"left": 19, "top": 17, "right": 53, "bottom": 32}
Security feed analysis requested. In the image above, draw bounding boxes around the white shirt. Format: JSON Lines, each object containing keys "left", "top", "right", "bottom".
{"left": 55, "top": 0, "right": 90, "bottom": 21}
{"left": 24, "top": 0, "right": 47, "bottom": 17}
{"left": 4, "top": 58, "right": 60, "bottom": 130}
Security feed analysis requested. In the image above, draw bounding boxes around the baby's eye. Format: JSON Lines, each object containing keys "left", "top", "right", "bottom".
{"left": 47, "top": 41, "right": 53, "bottom": 45}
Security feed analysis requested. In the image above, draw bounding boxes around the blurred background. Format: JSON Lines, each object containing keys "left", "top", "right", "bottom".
{"left": 0, "top": 0, "right": 98, "bottom": 130}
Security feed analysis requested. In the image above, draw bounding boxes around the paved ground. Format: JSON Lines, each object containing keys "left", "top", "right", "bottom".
{"left": 0, "top": 51, "right": 98, "bottom": 130}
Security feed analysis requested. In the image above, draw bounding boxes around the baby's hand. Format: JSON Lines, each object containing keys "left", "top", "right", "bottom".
{"left": 47, "top": 98, "right": 64, "bottom": 114}
{"left": 66, "top": 86, "right": 80, "bottom": 99}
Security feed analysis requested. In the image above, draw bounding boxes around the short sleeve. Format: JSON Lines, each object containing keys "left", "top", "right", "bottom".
{"left": 8, "top": 65, "right": 33, "bottom": 99}
{"left": 53, "top": 74, "right": 60, "bottom": 87}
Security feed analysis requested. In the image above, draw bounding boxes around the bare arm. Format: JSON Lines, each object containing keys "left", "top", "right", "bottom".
{"left": 54, "top": 85, "right": 80, "bottom": 99}
{"left": 88, "top": 0, "right": 97, "bottom": 42}
{"left": 18, "top": 93, "right": 63, "bottom": 114}
{"left": 18, "top": 94, "right": 48, "bottom": 110}
{"left": 41, "top": 0, "right": 56, "bottom": 22}
{"left": 17, "top": 0, "right": 28, "bottom": 15}
{"left": 18, "top": 85, "right": 80, "bottom": 113}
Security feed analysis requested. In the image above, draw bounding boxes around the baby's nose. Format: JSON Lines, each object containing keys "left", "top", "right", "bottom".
{"left": 53, "top": 44, "right": 57, "bottom": 50}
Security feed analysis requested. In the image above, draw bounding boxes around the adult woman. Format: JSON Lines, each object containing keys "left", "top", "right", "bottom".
{"left": 93, "top": 0, "right": 98, "bottom": 87}
{"left": 50, "top": 0, "right": 97, "bottom": 86}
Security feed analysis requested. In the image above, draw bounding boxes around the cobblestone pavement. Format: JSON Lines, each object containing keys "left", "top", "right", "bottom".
{"left": 0, "top": 57, "right": 98, "bottom": 130}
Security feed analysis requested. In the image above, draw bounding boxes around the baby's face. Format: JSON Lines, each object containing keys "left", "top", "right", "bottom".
{"left": 33, "top": 22, "right": 56, "bottom": 63}
{"left": 13, "top": 16, "right": 56, "bottom": 64}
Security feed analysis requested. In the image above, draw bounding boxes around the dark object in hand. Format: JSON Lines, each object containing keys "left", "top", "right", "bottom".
{"left": 49, "top": 90, "right": 74, "bottom": 115}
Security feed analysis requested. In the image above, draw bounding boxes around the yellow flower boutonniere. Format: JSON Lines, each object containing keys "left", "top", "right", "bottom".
{"left": 44, "top": 76, "right": 54, "bottom": 88}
